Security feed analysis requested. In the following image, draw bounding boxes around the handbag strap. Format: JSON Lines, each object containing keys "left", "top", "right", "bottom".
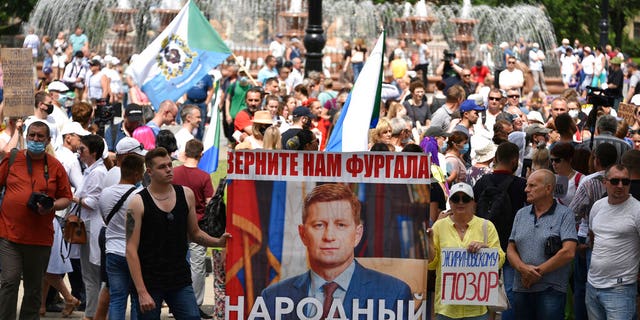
{"left": 483, "top": 218, "right": 488, "bottom": 245}
{"left": 104, "top": 187, "right": 137, "bottom": 226}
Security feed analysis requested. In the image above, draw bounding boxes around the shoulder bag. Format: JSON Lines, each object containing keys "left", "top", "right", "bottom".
{"left": 483, "top": 219, "right": 510, "bottom": 312}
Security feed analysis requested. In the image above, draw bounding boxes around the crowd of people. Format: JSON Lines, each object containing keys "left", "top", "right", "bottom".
{"left": 1, "top": 25, "right": 640, "bottom": 320}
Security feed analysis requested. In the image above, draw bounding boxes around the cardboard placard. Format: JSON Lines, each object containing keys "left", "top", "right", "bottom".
{"left": 0, "top": 48, "right": 34, "bottom": 118}
{"left": 618, "top": 103, "right": 635, "bottom": 126}
{"left": 440, "top": 248, "right": 502, "bottom": 306}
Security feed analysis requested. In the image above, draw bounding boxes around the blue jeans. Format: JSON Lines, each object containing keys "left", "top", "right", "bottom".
{"left": 352, "top": 62, "right": 364, "bottom": 83}
{"left": 106, "top": 253, "right": 138, "bottom": 320}
{"left": 500, "top": 261, "right": 516, "bottom": 320}
{"left": 133, "top": 285, "right": 200, "bottom": 320}
{"left": 586, "top": 282, "right": 637, "bottom": 320}
{"left": 513, "top": 288, "right": 566, "bottom": 320}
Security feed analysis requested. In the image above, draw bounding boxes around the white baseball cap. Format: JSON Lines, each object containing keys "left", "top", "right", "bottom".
{"left": 450, "top": 182, "right": 474, "bottom": 198}
{"left": 116, "top": 137, "right": 147, "bottom": 156}
{"left": 61, "top": 121, "right": 91, "bottom": 136}
{"left": 48, "top": 81, "right": 70, "bottom": 92}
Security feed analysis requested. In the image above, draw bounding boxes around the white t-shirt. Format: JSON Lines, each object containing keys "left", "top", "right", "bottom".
{"left": 588, "top": 196, "right": 640, "bottom": 288}
{"left": 561, "top": 55, "right": 578, "bottom": 75}
{"left": 499, "top": 69, "right": 524, "bottom": 90}
{"left": 175, "top": 127, "right": 195, "bottom": 152}
{"left": 269, "top": 40, "right": 286, "bottom": 58}
{"left": 581, "top": 55, "right": 595, "bottom": 75}
{"left": 100, "top": 184, "right": 141, "bottom": 256}
{"left": 103, "top": 166, "right": 121, "bottom": 189}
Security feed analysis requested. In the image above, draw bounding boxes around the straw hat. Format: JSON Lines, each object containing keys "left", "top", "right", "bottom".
{"left": 252, "top": 110, "right": 273, "bottom": 124}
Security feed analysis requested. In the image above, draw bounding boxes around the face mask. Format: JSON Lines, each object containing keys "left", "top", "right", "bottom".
{"left": 532, "top": 48, "right": 538, "bottom": 52}
{"left": 45, "top": 104, "right": 54, "bottom": 115}
{"left": 461, "top": 144, "right": 470, "bottom": 155}
{"left": 58, "top": 95, "right": 68, "bottom": 105}
{"left": 239, "top": 77, "right": 249, "bottom": 86}
{"left": 27, "top": 141, "right": 46, "bottom": 154}
{"left": 568, "top": 109, "right": 579, "bottom": 118}
{"left": 439, "top": 144, "right": 447, "bottom": 153}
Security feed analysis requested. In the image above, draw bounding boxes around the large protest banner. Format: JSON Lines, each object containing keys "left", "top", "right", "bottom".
{"left": 225, "top": 150, "right": 431, "bottom": 320}
{"left": 439, "top": 248, "right": 501, "bottom": 306}
{"left": 0, "top": 48, "right": 35, "bottom": 117}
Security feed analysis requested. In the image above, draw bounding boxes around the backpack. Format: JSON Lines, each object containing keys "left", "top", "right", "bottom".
{"left": 476, "top": 175, "right": 515, "bottom": 227}
{"left": 199, "top": 178, "right": 227, "bottom": 238}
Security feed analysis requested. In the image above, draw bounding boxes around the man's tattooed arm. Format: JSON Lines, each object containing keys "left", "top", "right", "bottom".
{"left": 126, "top": 209, "right": 135, "bottom": 240}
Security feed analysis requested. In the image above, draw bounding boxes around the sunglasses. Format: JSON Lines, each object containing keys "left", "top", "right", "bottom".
{"left": 607, "top": 178, "right": 631, "bottom": 186}
{"left": 507, "top": 61, "right": 516, "bottom": 64}
{"left": 123, "top": 144, "right": 144, "bottom": 154}
{"left": 508, "top": 95, "right": 520, "bottom": 98}
{"left": 550, "top": 157, "right": 563, "bottom": 163}
{"left": 463, "top": 74, "right": 471, "bottom": 77}
{"left": 489, "top": 97, "right": 502, "bottom": 101}
{"left": 450, "top": 193, "right": 472, "bottom": 204}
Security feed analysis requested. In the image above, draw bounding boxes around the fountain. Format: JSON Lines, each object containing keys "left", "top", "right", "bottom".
{"left": 107, "top": 7, "right": 138, "bottom": 61}
{"left": 395, "top": 0, "right": 437, "bottom": 42}
{"left": 449, "top": 0, "right": 477, "bottom": 67}
{"left": 278, "top": 0, "right": 308, "bottom": 39}
{"left": 27, "top": 0, "right": 559, "bottom": 81}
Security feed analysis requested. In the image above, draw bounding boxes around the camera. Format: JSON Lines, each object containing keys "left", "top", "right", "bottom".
{"left": 94, "top": 98, "right": 115, "bottom": 125}
{"left": 27, "top": 192, "right": 55, "bottom": 213}
{"left": 443, "top": 50, "right": 456, "bottom": 62}
{"left": 586, "top": 86, "right": 616, "bottom": 107}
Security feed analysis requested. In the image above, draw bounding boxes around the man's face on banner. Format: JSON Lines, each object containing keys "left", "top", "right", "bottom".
{"left": 299, "top": 200, "right": 363, "bottom": 274}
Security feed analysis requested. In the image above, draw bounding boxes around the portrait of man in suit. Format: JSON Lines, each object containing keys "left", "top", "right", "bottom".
{"left": 260, "top": 183, "right": 413, "bottom": 319}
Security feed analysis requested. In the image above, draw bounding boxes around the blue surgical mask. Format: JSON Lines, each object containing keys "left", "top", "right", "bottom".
{"left": 27, "top": 141, "right": 46, "bottom": 154}
{"left": 439, "top": 144, "right": 447, "bottom": 153}
{"left": 461, "top": 144, "right": 470, "bottom": 154}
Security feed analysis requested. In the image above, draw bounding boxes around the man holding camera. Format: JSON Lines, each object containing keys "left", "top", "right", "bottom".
{"left": 507, "top": 169, "right": 577, "bottom": 319}
{"left": 0, "top": 121, "right": 73, "bottom": 319}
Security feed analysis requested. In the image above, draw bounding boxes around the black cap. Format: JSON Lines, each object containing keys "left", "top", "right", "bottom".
{"left": 292, "top": 106, "right": 316, "bottom": 119}
{"left": 125, "top": 104, "right": 143, "bottom": 122}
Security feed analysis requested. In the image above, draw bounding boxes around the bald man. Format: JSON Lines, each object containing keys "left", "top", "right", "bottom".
{"left": 146, "top": 100, "right": 178, "bottom": 136}
{"left": 507, "top": 169, "right": 577, "bottom": 320}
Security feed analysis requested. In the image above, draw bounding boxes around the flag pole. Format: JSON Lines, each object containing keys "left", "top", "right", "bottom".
{"left": 242, "top": 232, "right": 255, "bottom": 312}
{"left": 231, "top": 53, "right": 259, "bottom": 86}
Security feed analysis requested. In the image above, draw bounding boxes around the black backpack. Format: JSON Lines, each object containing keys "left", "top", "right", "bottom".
{"left": 199, "top": 178, "right": 227, "bottom": 237}
{"left": 476, "top": 175, "right": 515, "bottom": 227}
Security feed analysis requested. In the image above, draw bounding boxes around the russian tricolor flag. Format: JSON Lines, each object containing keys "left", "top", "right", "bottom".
{"left": 325, "top": 31, "right": 385, "bottom": 152}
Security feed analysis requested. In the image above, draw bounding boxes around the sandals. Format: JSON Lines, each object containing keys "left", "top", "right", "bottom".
{"left": 61, "top": 297, "right": 80, "bottom": 317}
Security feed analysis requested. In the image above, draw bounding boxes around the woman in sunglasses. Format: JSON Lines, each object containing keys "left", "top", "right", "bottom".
{"left": 426, "top": 182, "right": 505, "bottom": 320}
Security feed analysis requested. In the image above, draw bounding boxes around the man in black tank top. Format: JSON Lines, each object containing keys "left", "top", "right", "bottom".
{"left": 125, "top": 147, "right": 231, "bottom": 319}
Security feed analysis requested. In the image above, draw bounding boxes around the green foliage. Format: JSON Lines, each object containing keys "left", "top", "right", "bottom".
{"left": 0, "top": 0, "right": 39, "bottom": 33}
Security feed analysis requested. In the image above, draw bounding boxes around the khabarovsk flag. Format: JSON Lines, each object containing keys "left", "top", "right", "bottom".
{"left": 130, "top": 0, "right": 232, "bottom": 108}
{"left": 198, "top": 75, "right": 221, "bottom": 173}
{"left": 326, "top": 31, "right": 385, "bottom": 152}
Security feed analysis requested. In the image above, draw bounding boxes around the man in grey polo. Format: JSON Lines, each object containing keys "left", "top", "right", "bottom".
{"left": 507, "top": 169, "right": 577, "bottom": 320}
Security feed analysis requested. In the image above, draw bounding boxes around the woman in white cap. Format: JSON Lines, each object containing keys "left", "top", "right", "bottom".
{"left": 427, "top": 182, "right": 505, "bottom": 320}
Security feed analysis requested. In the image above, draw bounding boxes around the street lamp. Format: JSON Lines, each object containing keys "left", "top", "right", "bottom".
{"left": 303, "top": 0, "right": 325, "bottom": 77}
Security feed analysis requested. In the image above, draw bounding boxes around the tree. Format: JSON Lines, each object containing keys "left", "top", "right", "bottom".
{"left": 0, "top": 0, "right": 39, "bottom": 33}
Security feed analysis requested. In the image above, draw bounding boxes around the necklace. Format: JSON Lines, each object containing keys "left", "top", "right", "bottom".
{"left": 149, "top": 189, "right": 172, "bottom": 201}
